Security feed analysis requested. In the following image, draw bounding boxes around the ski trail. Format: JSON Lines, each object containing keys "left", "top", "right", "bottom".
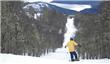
{"left": 41, "top": 17, "right": 77, "bottom": 61}
{"left": 63, "top": 17, "right": 77, "bottom": 47}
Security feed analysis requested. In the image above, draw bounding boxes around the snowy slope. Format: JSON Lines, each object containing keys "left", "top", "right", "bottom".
{"left": 1, "top": 1, "right": 109, "bottom": 64}
{"left": 0, "top": 48, "right": 109, "bottom": 64}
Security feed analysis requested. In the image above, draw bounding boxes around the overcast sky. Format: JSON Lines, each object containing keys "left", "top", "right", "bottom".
{"left": 25, "top": 0, "right": 53, "bottom": 2}
{"left": 25, "top": 0, "right": 103, "bottom": 2}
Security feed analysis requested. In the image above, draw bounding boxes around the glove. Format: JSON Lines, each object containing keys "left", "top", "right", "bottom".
{"left": 78, "top": 44, "right": 81, "bottom": 47}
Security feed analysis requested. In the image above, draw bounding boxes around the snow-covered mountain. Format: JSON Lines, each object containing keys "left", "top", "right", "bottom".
{"left": 23, "top": 2, "right": 50, "bottom": 12}
{"left": 23, "top": 1, "right": 101, "bottom": 15}
{"left": 23, "top": 2, "right": 53, "bottom": 19}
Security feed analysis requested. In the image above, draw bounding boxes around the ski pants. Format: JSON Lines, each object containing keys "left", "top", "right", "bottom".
{"left": 70, "top": 51, "right": 77, "bottom": 61}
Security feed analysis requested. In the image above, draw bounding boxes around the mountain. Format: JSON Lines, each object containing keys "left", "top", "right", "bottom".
{"left": 23, "top": 1, "right": 101, "bottom": 15}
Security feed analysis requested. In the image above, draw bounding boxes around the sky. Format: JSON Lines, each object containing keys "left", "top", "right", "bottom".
{"left": 25, "top": 0, "right": 103, "bottom": 2}
{"left": 25, "top": 0, "right": 53, "bottom": 2}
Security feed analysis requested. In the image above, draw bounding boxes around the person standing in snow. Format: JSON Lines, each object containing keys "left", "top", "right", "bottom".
{"left": 65, "top": 38, "right": 81, "bottom": 61}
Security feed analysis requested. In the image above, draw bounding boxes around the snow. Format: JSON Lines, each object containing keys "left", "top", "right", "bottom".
{"left": 0, "top": 17, "right": 107, "bottom": 64}
{"left": 0, "top": 48, "right": 109, "bottom": 64}
{"left": 1, "top": 1, "right": 109, "bottom": 64}
{"left": 23, "top": 3, "right": 42, "bottom": 11}
{"left": 63, "top": 17, "right": 77, "bottom": 47}
{"left": 1, "top": 10, "right": 109, "bottom": 64}
{"left": 41, "top": 48, "right": 69, "bottom": 61}
{"left": 34, "top": 13, "right": 41, "bottom": 19}
{"left": 49, "top": 3, "right": 91, "bottom": 12}
{"left": 0, "top": 16, "right": 109, "bottom": 64}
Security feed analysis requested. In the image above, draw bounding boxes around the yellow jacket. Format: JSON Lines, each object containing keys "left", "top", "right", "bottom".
{"left": 66, "top": 40, "right": 78, "bottom": 52}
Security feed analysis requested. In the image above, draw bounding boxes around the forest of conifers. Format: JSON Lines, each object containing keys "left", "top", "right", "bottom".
{"left": 1, "top": 1, "right": 110, "bottom": 59}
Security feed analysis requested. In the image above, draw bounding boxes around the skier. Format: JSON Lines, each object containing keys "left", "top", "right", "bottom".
{"left": 65, "top": 38, "right": 81, "bottom": 61}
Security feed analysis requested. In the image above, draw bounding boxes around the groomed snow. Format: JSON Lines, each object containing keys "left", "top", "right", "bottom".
{"left": 0, "top": 48, "right": 109, "bottom": 64}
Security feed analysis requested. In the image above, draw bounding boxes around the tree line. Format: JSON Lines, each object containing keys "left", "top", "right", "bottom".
{"left": 74, "top": 1, "right": 110, "bottom": 59}
{"left": 1, "top": 1, "right": 66, "bottom": 56}
{"left": 1, "top": 1, "right": 110, "bottom": 59}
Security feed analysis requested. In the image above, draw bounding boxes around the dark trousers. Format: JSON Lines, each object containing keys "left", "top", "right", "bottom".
{"left": 70, "top": 51, "right": 77, "bottom": 61}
